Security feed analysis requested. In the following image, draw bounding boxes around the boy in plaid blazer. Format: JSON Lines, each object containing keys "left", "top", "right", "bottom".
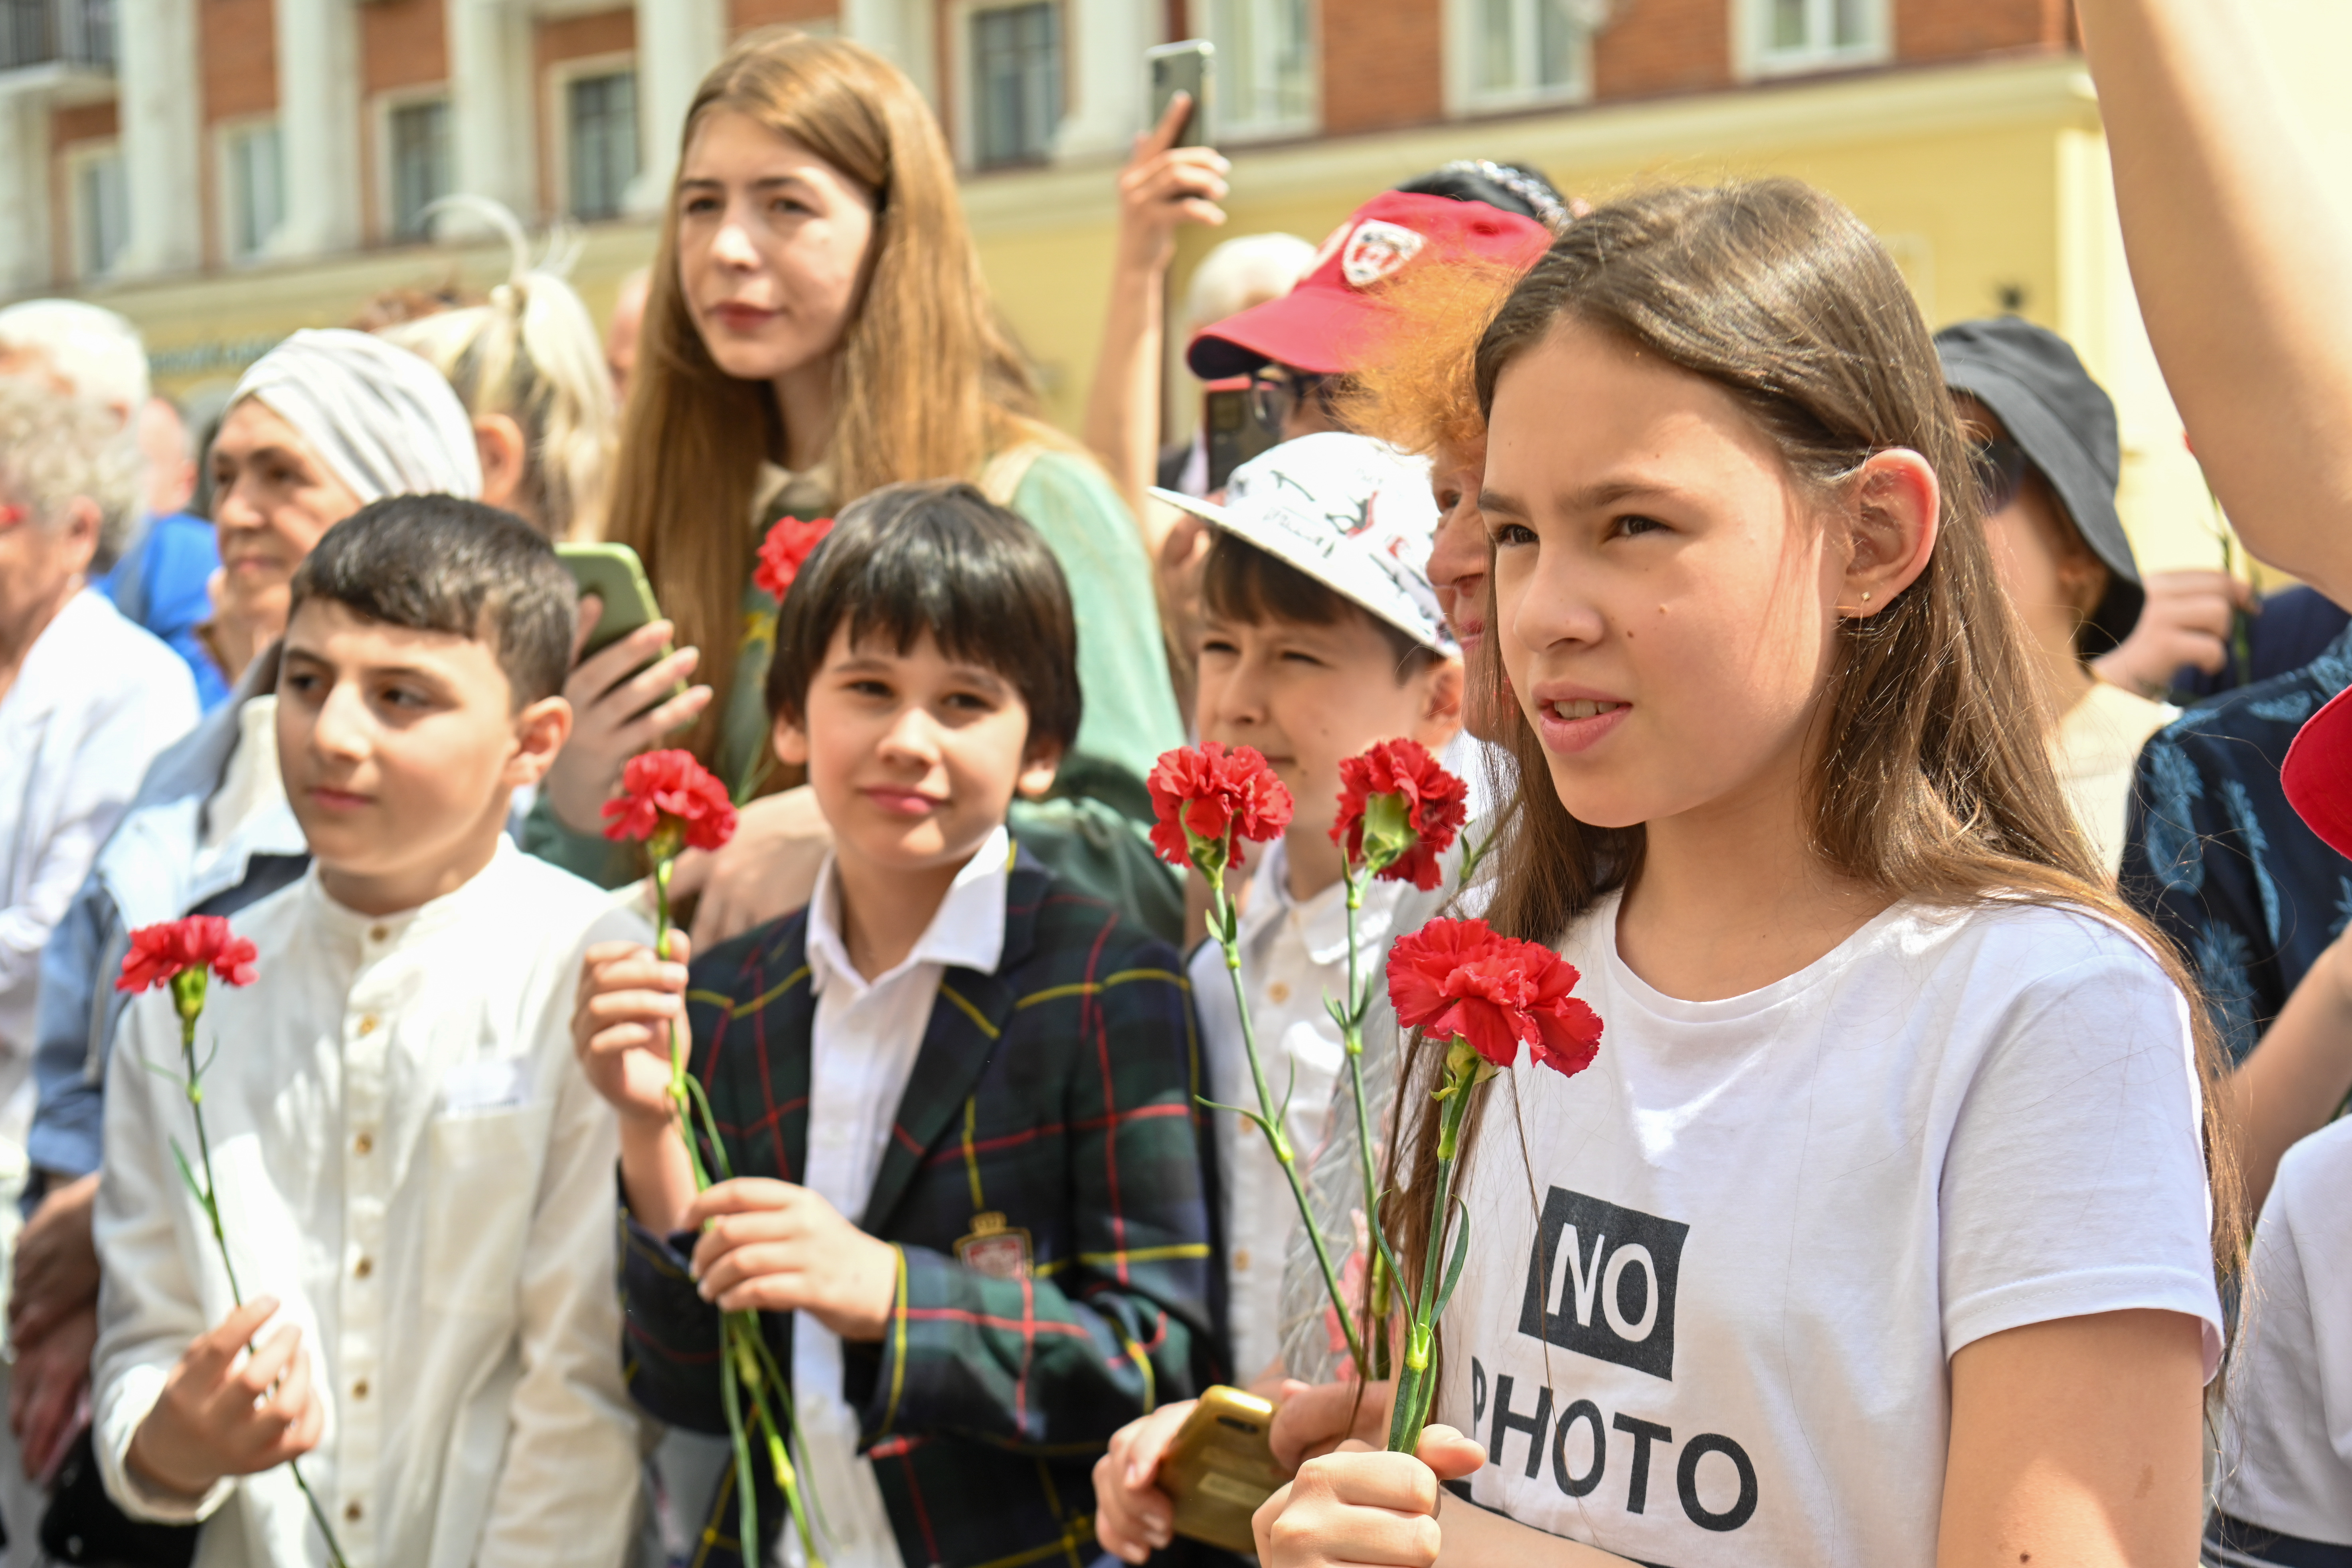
{"left": 573, "top": 483, "right": 1219, "bottom": 1568}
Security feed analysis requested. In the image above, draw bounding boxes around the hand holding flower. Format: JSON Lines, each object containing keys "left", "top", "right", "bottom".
{"left": 1251, "top": 1426, "right": 1486, "bottom": 1568}
{"left": 684, "top": 1179, "right": 898, "bottom": 1342}
{"left": 127, "top": 1297, "right": 321, "bottom": 1502}
{"left": 570, "top": 934, "right": 694, "bottom": 1131}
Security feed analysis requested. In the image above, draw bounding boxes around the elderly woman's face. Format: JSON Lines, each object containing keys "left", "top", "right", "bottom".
{"left": 0, "top": 490, "right": 98, "bottom": 649}
{"left": 209, "top": 397, "right": 364, "bottom": 649}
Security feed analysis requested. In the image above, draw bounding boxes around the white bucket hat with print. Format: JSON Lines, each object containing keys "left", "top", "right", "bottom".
{"left": 1150, "top": 431, "right": 1450, "bottom": 651}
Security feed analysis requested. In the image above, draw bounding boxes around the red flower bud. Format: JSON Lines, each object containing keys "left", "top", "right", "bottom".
{"left": 1146, "top": 741, "right": 1294, "bottom": 873}
{"left": 116, "top": 916, "right": 259, "bottom": 994}
{"left": 753, "top": 516, "right": 834, "bottom": 602}
{"left": 601, "top": 748, "right": 739, "bottom": 853}
{"left": 1330, "top": 738, "right": 1470, "bottom": 890}
{"left": 1387, "top": 917, "right": 1601, "bottom": 1077}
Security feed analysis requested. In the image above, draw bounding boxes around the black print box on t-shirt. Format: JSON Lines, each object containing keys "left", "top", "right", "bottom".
{"left": 1517, "top": 1185, "right": 1690, "bottom": 1381}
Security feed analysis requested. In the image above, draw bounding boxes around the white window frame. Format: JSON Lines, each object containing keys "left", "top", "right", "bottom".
{"left": 374, "top": 86, "right": 453, "bottom": 245}
{"left": 62, "top": 137, "right": 126, "bottom": 281}
{"left": 948, "top": 0, "right": 1065, "bottom": 172}
{"left": 1733, "top": 0, "right": 1891, "bottom": 79}
{"left": 214, "top": 115, "right": 285, "bottom": 265}
{"left": 1444, "top": 0, "right": 1593, "bottom": 116}
{"left": 546, "top": 51, "right": 639, "bottom": 224}
{"left": 1196, "top": 0, "right": 1317, "bottom": 143}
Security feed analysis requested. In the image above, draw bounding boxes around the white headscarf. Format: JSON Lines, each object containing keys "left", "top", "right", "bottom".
{"left": 229, "top": 328, "right": 482, "bottom": 503}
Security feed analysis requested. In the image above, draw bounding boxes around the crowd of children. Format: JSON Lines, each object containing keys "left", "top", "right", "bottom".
{"left": 10, "top": 2, "right": 2352, "bottom": 1567}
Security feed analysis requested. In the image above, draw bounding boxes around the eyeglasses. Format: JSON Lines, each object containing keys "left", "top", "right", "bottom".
{"left": 1248, "top": 370, "right": 1330, "bottom": 432}
{"left": 1970, "top": 435, "right": 2029, "bottom": 516}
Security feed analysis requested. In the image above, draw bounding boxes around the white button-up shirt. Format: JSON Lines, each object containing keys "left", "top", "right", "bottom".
{"left": 93, "top": 840, "right": 645, "bottom": 1568}
{"left": 0, "top": 589, "right": 196, "bottom": 1075}
{"left": 790, "top": 826, "right": 1010, "bottom": 1568}
{"left": 1190, "top": 834, "right": 1407, "bottom": 1384}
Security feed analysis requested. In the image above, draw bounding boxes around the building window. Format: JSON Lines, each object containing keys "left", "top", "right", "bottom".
{"left": 970, "top": 2, "right": 1060, "bottom": 169}
{"left": 1463, "top": 0, "right": 1587, "bottom": 107}
{"left": 1751, "top": 0, "right": 1886, "bottom": 73}
{"left": 567, "top": 69, "right": 638, "bottom": 221}
{"left": 388, "top": 98, "right": 452, "bottom": 241}
{"left": 1200, "top": 0, "right": 1312, "bottom": 139}
{"left": 0, "top": 0, "right": 114, "bottom": 71}
{"left": 72, "top": 148, "right": 125, "bottom": 278}
{"left": 223, "top": 122, "right": 284, "bottom": 261}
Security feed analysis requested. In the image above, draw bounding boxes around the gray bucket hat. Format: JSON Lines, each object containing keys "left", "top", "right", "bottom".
{"left": 1935, "top": 316, "right": 2144, "bottom": 654}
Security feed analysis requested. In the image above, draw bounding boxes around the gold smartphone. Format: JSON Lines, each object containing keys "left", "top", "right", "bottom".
{"left": 1159, "top": 1385, "right": 1283, "bottom": 1552}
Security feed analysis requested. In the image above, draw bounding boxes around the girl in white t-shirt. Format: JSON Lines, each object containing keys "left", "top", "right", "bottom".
{"left": 1252, "top": 180, "right": 2235, "bottom": 1568}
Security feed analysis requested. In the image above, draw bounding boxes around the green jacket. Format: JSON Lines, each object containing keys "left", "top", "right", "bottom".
{"left": 620, "top": 850, "right": 1221, "bottom": 1568}
{"left": 523, "top": 449, "right": 1186, "bottom": 940}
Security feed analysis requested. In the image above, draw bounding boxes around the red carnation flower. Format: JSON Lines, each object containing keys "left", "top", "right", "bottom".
{"left": 116, "top": 916, "right": 259, "bottom": 994}
{"left": 602, "top": 748, "right": 738, "bottom": 853}
{"left": 1387, "top": 917, "right": 1601, "bottom": 1077}
{"left": 753, "top": 516, "right": 834, "bottom": 602}
{"left": 1147, "top": 741, "right": 1294, "bottom": 872}
{"left": 1330, "top": 738, "right": 1470, "bottom": 891}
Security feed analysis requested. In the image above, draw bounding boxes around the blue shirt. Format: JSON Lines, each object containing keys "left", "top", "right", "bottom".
{"left": 2121, "top": 622, "right": 2352, "bottom": 1060}
{"left": 102, "top": 510, "right": 228, "bottom": 710}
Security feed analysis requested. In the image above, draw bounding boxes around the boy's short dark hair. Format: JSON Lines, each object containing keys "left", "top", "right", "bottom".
{"left": 288, "top": 495, "right": 576, "bottom": 704}
{"left": 765, "top": 480, "right": 1082, "bottom": 756}
{"left": 1201, "top": 534, "right": 1445, "bottom": 683}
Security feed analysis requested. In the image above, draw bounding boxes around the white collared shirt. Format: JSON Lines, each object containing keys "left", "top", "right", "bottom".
{"left": 93, "top": 840, "right": 646, "bottom": 1568}
{"left": 0, "top": 590, "right": 196, "bottom": 1072}
{"left": 790, "top": 825, "right": 1011, "bottom": 1568}
{"left": 1190, "top": 834, "right": 1408, "bottom": 1383}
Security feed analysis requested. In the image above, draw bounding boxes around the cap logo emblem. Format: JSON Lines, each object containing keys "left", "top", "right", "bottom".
{"left": 1341, "top": 220, "right": 1425, "bottom": 289}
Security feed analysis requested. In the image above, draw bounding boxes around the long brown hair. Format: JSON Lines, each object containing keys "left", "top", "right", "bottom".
{"left": 1383, "top": 180, "right": 2241, "bottom": 1359}
{"left": 606, "top": 28, "right": 1056, "bottom": 764}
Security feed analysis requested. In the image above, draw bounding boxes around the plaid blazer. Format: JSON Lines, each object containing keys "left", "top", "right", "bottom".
{"left": 621, "top": 851, "right": 1222, "bottom": 1568}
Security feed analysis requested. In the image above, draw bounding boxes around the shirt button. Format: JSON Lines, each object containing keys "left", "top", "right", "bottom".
{"left": 368, "top": 925, "right": 388, "bottom": 943}
{"left": 1234, "top": 1249, "right": 1251, "bottom": 1273}
{"left": 356, "top": 1016, "right": 378, "bottom": 1036}
{"left": 344, "top": 1501, "right": 364, "bottom": 1523}
{"left": 354, "top": 1131, "right": 373, "bottom": 1156}
{"left": 354, "top": 1256, "right": 373, "bottom": 1279}
{"left": 352, "top": 1378, "right": 369, "bottom": 1400}
{"left": 1267, "top": 981, "right": 1291, "bottom": 1004}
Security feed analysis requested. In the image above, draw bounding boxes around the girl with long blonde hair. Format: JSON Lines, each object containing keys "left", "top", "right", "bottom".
{"left": 1251, "top": 180, "right": 2237, "bottom": 1568}
{"left": 530, "top": 29, "right": 1183, "bottom": 905}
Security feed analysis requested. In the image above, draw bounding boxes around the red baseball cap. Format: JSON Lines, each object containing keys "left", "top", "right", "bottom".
{"left": 1185, "top": 190, "right": 1554, "bottom": 381}
{"left": 2284, "top": 686, "right": 2352, "bottom": 857}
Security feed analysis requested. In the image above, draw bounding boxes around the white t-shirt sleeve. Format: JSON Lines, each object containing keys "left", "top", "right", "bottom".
{"left": 2212, "top": 1120, "right": 2352, "bottom": 1553}
{"left": 1937, "top": 919, "right": 2223, "bottom": 1375}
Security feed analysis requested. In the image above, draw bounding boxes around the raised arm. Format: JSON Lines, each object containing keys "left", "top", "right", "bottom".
{"left": 2077, "top": 0, "right": 2352, "bottom": 598}
{"left": 1081, "top": 92, "right": 1227, "bottom": 544}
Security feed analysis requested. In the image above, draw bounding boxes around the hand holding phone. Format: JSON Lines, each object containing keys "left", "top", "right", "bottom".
{"left": 1117, "top": 44, "right": 1228, "bottom": 276}
{"left": 1157, "top": 1385, "right": 1286, "bottom": 1551}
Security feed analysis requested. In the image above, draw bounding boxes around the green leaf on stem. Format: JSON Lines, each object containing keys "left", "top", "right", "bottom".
{"left": 1434, "top": 1196, "right": 1472, "bottom": 1318}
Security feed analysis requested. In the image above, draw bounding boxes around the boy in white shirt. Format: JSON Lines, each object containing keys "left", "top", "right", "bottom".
{"left": 91, "top": 496, "right": 643, "bottom": 1567}
{"left": 1156, "top": 432, "right": 1464, "bottom": 1386}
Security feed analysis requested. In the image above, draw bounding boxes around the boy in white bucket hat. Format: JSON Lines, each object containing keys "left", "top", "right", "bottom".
{"left": 1091, "top": 430, "right": 1467, "bottom": 1560}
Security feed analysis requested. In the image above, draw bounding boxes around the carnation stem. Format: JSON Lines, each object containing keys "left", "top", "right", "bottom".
{"left": 648, "top": 847, "right": 819, "bottom": 1561}
{"left": 1386, "top": 1048, "right": 1477, "bottom": 1457}
{"left": 1208, "top": 869, "right": 1366, "bottom": 1379}
{"left": 1339, "top": 865, "right": 1391, "bottom": 1382}
{"left": 171, "top": 994, "right": 351, "bottom": 1568}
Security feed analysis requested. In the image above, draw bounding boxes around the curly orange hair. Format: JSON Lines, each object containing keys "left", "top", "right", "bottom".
{"left": 1335, "top": 256, "right": 1527, "bottom": 470}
